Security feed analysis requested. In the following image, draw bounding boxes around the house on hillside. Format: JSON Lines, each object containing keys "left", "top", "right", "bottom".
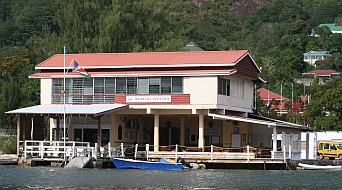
{"left": 257, "top": 87, "right": 289, "bottom": 114}
{"left": 182, "top": 41, "right": 204, "bottom": 51}
{"left": 257, "top": 87, "right": 307, "bottom": 115}
{"left": 303, "top": 70, "right": 341, "bottom": 85}
{"left": 7, "top": 50, "right": 308, "bottom": 162}
{"left": 318, "top": 23, "right": 342, "bottom": 34}
{"left": 303, "top": 50, "right": 332, "bottom": 66}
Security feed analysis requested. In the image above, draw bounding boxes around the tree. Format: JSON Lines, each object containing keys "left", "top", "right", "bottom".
{"left": 0, "top": 80, "right": 24, "bottom": 129}
{"left": 306, "top": 78, "right": 342, "bottom": 129}
{"left": 97, "top": 0, "right": 185, "bottom": 52}
{"left": 0, "top": 53, "right": 30, "bottom": 81}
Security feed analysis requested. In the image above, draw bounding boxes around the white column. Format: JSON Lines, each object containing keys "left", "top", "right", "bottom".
{"left": 154, "top": 114, "right": 159, "bottom": 152}
{"left": 281, "top": 131, "right": 286, "bottom": 151}
{"left": 31, "top": 117, "right": 34, "bottom": 140}
{"left": 180, "top": 117, "right": 185, "bottom": 146}
{"left": 272, "top": 126, "right": 277, "bottom": 159}
{"left": 198, "top": 113, "right": 204, "bottom": 151}
{"left": 290, "top": 132, "right": 294, "bottom": 159}
{"left": 16, "top": 115, "right": 20, "bottom": 156}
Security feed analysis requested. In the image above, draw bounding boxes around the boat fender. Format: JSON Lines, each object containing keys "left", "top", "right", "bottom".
{"left": 199, "top": 163, "right": 206, "bottom": 169}
{"left": 177, "top": 157, "right": 192, "bottom": 168}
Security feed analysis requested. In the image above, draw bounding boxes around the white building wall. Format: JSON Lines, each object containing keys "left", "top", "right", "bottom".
{"left": 217, "top": 76, "right": 254, "bottom": 113}
{"left": 183, "top": 76, "right": 217, "bottom": 107}
{"left": 301, "top": 131, "right": 342, "bottom": 160}
{"left": 301, "top": 132, "right": 317, "bottom": 160}
{"left": 316, "top": 131, "right": 342, "bottom": 141}
{"left": 41, "top": 79, "right": 52, "bottom": 105}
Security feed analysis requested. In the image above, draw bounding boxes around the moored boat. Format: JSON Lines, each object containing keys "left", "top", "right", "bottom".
{"left": 112, "top": 158, "right": 183, "bottom": 170}
{"left": 298, "top": 163, "right": 342, "bottom": 170}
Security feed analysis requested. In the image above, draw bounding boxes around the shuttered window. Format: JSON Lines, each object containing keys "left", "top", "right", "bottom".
{"left": 149, "top": 78, "right": 160, "bottom": 94}
{"left": 161, "top": 77, "right": 171, "bottom": 94}
{"left": 127, "top": 77, "right": 137, "bottom": 94}
{"left": 218, "top": 77, "right": 230, "bottom": 96}
{"left": 138, "top": 78, "right": 149, "bottom": 94}
{"left": 171, "top": 77, "right": 182, "bottom": 94}
{"left": 116, "top": 78, "right": 127, "bottom": 94}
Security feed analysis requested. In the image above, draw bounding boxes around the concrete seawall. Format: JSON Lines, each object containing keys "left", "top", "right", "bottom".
{"left": 0, "top": 154, "right": 18, "bottom": 165}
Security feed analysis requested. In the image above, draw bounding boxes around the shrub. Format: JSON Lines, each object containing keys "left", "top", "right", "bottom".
{"left": 0, "top": 137, "right": 17, "bottom": 154}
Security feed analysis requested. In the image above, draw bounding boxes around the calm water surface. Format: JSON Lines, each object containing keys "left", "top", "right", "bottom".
{"left": 0, "top": 165, "right": 341, "bottom": 190}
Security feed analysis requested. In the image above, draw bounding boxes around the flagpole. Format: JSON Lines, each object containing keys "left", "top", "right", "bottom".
{"left": 63, "top": 46, "right": 66, "bottom": 165}
{"left": 280, "top": 82, "right": 283, "bottom": 114}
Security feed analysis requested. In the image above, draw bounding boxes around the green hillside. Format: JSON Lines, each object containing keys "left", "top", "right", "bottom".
{"left": 0, "top": 0, "right": 341, "bottom": 129}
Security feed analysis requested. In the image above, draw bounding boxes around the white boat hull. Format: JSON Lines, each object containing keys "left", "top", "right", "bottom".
{"left": 298, "top": 163, "right": 342, "bottom": 170}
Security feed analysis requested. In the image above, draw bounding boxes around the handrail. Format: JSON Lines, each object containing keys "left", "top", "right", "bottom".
{"left": 21, "top": 140, "right": 92, "bottom": 160}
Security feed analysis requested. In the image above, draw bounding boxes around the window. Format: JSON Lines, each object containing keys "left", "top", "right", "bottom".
{"left": 51, "top": 78, "right": 74, "bottom": 103}
{"left": 171, "top": 77, "right": 182, "bottom": 94}
{"left": 149, "top": 78, "right": 160, "bottom": 94}
{"left": 218, "top": 77, "right": 230, "bottom": 96}
{"left": 230, "top": 80, "right": 244, "bottom": 98}
{"left": 330, "top": 144, "right": 336, "bottom": 150}
{"left": 138, "top": 78, "right": 149, "bottom": 94}
{"left": 52, "top": 77, "right": 184, "bottom": 103}
{"left": 161, "top": 77, "right": 171, "bottom": 94}
{"left": 127, "top": 78, "right": 137, "bottom": 94}
{"left": 116, "top": 78, "right": 126, "bottom": 94}
{"left": 52, "top": 79, "right": 63, "bottom": 103}
{"left": 94, "top": 78, "right": 104, "bottom": 102}
{"left": 83, "top": 78, "right": 94, "bottom": 103}
{"left": 324, "top": 143, "right": 329, "bottom": 149}
{"left": 104, "top": 78, "right": 115, "bottom": 102}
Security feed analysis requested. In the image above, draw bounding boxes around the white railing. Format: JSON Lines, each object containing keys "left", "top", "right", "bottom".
{"left": 119, "top": 144, "right": 274, "bottom": 163}
{"left": 21, "top": 140, "right": 91, "bottom": 160}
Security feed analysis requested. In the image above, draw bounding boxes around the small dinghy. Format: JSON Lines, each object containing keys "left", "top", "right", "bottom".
{"left": 298, "top": 163, "right": 342, "bottom": 170}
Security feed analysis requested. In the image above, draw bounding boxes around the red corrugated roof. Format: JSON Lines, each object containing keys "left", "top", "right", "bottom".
{"left": 304, "top": 70, "right": 340, "bottom": 76}
{"left": 257, "top": 88, "right": 289, "bottom": 101}
{"left": 36, "top": 50, "right": 249, "bottom": 68}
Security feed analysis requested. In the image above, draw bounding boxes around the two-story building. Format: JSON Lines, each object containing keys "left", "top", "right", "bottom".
{"left": 302, "top": 70, "right": 341, "bottom": 85}
{"left": 303, "top": 50, "right": 332, "bottom": 66}
{"left": 7, "top": 50, "right": 308, "bottom": 161}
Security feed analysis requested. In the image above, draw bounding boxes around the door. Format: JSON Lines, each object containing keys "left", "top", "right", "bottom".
{"left": 231, "top": 133, "right": 241, "bottom": 148}
{"left": 83, "top": 129, "right": 97, "bottom": 147}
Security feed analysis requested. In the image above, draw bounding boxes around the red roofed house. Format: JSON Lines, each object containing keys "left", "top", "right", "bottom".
{"left": 7, "top": 50, "right": 308, "bottom": 166}
{"left": 257, "top": 87, "right": 290, "bottom": 114}
{"left": 257, "top": 88, "right": 306, "bottom": 115}
{"left": 303, "top": 70, "right": 341, "bottom": 85}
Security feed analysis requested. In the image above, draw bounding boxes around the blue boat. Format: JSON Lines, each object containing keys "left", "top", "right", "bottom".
{"left": 112, "top": 157, "right": 183, "bottom": 170}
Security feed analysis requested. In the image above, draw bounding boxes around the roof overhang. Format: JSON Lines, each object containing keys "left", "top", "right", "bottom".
{"left": 5, "top": 104, "right": 128, "bottom": 117}
{"left": 208, "top": 113, "right": 277, "bottom": 126}
{"left": 29, "top": 69, "right": 238, "bottom": 79}
{"left": 208, "top": 113, "right": 309, "bottom": 130}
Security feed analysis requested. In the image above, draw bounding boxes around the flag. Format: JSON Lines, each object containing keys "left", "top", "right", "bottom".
{"left": 73, "top": 60, "right": 91, "bottom": 78}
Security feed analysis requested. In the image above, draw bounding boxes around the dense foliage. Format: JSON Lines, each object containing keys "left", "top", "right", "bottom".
{"left": 0, "top": 0, "right": 341, "bottom": 129}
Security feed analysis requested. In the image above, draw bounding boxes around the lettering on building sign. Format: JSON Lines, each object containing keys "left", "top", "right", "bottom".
{"left": 126, "top": 95, "right": 172, "bottom": 103}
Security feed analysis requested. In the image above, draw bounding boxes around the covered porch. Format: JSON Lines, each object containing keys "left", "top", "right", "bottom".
{"left": 6, "top": 104, "right": 307, "bottom": 167}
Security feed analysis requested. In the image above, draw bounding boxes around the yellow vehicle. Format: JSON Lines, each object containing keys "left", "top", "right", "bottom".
{"left": 317, "top": 141, "right": 342, "bottom": 160}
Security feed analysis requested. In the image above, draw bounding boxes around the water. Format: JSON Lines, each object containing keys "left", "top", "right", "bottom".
{"left": 0, "top": 165, "right": 341, "bottom": 190}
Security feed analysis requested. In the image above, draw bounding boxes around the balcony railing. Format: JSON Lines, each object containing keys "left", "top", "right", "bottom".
{"left": 51, "top": 94, "right": 190, "bottom": 104}
{"left": 52, "top": 94, "right": 115, "bottom": 104}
